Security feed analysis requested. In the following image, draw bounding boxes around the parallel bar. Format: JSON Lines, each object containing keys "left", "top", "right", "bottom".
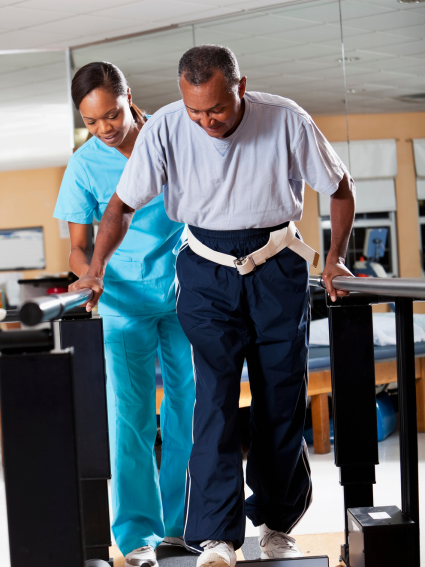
{"left": 396, "top": 298, "right": 420, "bottom": 566}
{"left": 0, "top": 308, "right": 20, "bottom": 323}
{"left": 0, "top": 329, "right": 53, "bottom": 353}
{"left": 19, "top": 289, "right": 93, "bottom": 326}
{"left": 309, "top": 275, "right": 425, "bottom": 298}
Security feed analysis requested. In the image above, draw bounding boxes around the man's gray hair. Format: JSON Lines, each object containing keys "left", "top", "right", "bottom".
{"left": 178, "top": 45, "right": 241, "bottom": 93}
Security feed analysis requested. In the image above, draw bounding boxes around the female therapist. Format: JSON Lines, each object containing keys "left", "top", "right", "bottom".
{"left": 54, "top": 62, "right": 195, "bottom": 567}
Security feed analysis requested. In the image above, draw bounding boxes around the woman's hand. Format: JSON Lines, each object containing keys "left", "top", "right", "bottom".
{"left": 69, "top": 274, "right": 104, "bottom": 312}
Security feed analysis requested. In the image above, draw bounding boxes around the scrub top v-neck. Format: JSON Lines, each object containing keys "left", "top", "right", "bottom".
{"left": 54, "top": 134, "right": 184, "bottom": 316}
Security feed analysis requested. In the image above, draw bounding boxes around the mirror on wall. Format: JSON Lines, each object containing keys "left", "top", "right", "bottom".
{"left": 71, "top": 25, "right": 195, "bottom": 122}
{"left": 72, "top": 0, "right": 347, "bottom": 119}
{"left": 335, "top": 0, "right": 425, "bottom": 276}
{"left": 340, "top": 0, "right": 425, "bottom": 115}
{"left": 0, "top": 50, "right": 73, "bottom": 171}
{"left": 194, "top": 0, "right": 347, "bottom": 117}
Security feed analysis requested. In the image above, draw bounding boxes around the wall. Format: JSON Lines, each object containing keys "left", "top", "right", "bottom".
{"left": 0, "top": 166, "right": 69, "bottom": 279}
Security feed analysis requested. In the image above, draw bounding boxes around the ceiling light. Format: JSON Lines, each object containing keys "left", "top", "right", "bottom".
{"left": 337, "top": 57, "right": 360, "bottom": 63}
{"left": 346, "top": 88, "right": 366, "bottom": 94}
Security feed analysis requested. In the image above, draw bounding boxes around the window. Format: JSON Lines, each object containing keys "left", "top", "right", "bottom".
{"left": 320, "top": 213, "right": 398, "bottom": 276}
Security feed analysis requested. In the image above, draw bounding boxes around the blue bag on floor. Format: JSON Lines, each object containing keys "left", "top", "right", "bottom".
{"left": 305, "top": 392, "right": 396, "bottom": 445}
{"left": 376, "top": 391, "right": 396, "bottom": 442}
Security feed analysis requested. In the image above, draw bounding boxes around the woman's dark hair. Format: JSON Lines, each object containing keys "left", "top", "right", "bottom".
{"left": 72, "top": 61, "right": 146, "bottom": 124}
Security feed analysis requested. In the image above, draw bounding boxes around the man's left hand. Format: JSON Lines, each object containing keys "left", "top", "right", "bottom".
{"left": 322, "top": 256, "right": 354, "bottom": 302}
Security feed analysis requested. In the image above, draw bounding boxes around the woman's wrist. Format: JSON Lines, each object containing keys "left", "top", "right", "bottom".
{"left": 87, "top": 260, "right": 105, "bottom": 279}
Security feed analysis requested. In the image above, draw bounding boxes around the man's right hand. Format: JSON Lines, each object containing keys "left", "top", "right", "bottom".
{"left": 69, "top": 274, "right": 104, "bottom": 312}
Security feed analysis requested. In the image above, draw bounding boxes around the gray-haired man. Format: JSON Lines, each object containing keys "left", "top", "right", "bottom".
{"left": 74, "top": 45, "right": 355, "bottom": 567}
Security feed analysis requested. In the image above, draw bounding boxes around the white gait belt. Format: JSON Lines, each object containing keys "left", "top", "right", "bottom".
{"left": 187, "top": 221, "right": 320, "bottom": 276}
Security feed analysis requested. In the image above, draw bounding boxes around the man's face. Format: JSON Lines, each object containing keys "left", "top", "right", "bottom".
{"left": 180, "top": 70, "right": 246, "bottom": 139}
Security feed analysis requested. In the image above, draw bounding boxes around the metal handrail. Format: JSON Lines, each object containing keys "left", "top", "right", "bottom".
{"left": 309, "top": 274, "right": 425, "bottom": 299}
{"left": 0, "top": 308, "right": 20, "bottom": 324}
{"left": 18, "top": 289, "right": 93, "bottom": 326}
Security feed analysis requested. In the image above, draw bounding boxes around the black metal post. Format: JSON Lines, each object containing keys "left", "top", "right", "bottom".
{"left": 328, "top": 300, "right": 378, "bottom": 565}
{"left": 395, "top": 297, "right": 420, "bottom": 566}
{"left": 60, "top": 314, "right": 112, "bottom": 562}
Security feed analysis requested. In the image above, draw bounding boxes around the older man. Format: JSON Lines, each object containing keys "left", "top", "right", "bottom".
{"left": 75, "top": 45, "right": 354, "bottom": 567}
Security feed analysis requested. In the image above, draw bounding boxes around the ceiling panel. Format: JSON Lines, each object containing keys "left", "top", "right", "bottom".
{"left": 370, "top": 39, "right": 425, "bottom": 58}
{"left": 348, "top": 55, "right": 425, "bottom": 73}
{"left": 28, "top": 14, "right": 137, "bottom": 36}
{"left": 328, "top": 30, "right": 418, "bottom": 50}
{"left": 0, "top": 5, "right": 66, "bottom": 29}
{"left": 18, "top": 0, "right": 137, "bottom": 12}
{"left": 268, "top": 22, "right": 369, "bottom": 43}
{"left": 349, "top": 0, "right": 423, "bottom": 9}
{"left": 0, "top": 0, "right": 302, "bottom": 49}
{"left": 347, "top": 9, "right": 425, "bottom": 32}
{"left": 0, "top": 29, "right": 69, "bottom": 49}
{"left": 392, "top": 25, "right": 425, "bottom": 40}
{"left": 200, "top": 14, "right": 318, "bottom": 35}
{"left": 94, "top": 1, "right": 219, "bottom": 24}
{"left": 340, "top": 1, "right": 395, "bottom": 19}
{"left": 263, "top": 41, "right": 342, "bottom": 60}
{"left": 272, "top": 1, "right": 341, "bottom": 21}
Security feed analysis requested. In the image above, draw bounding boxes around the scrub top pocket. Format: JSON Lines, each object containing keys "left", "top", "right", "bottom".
{"left": 101, "top": 257, "right": 176, "bottom": 316}
{"left": 103, "top": 329, "right": 132, "bottom": 393}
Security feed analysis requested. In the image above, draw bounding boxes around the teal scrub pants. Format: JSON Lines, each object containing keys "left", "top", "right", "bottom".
{"left": 103, "top": 310, "right": 195, "bottom": 555}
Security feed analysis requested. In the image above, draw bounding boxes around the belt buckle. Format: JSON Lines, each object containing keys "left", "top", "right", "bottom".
{"left": 233, "top": 256, "right": 256, "bottom": 272}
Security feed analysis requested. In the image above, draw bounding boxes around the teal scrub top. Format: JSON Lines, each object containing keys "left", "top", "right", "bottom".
{"left": 54, "top": 134, "right": 184, "bottom": 316}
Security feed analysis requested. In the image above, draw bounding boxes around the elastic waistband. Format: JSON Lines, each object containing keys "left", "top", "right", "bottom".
{"left": 188, "top": 221, "right": 290, "bottom": 241}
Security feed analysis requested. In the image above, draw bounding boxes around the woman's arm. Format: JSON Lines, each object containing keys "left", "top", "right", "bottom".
{"left": 69, "top": 193, "right": 135, "bottom": 310}
{"left": 68, "top": 222, "right": 93, "bottom": 278}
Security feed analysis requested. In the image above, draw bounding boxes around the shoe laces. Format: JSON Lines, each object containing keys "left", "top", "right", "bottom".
{"left": 132, "top": 546, "right": 153, "bottom": 553}
{"left": 200, "top": 540, "right": 231, "bottom": 553}
{"left": 260, "top": 530, "right": 296, "bottom": 551}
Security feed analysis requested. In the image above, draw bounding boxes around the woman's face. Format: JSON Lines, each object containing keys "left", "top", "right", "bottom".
{"left": 79, "top": 88, "right": 134, "bottom": 148}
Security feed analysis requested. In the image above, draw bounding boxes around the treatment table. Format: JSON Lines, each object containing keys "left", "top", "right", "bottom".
{"left": 156, "top": 342, "right": 425, "bottom": 455}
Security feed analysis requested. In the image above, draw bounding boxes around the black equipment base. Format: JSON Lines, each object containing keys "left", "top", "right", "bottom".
{"left": 0, "top": 351, "right": 85, "bottom": 567}
{"left": 347, "top": 506, "right": 416, "bottom": 567}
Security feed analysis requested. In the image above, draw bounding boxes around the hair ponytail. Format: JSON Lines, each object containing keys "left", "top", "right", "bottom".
{"left": 72, "top": 61, "right": 147, "bottom": 124}
{"left": 130, "top": 102, "right": 147, "bottom": 125}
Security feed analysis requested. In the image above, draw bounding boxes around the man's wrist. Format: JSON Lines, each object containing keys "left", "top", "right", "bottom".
{"left": 327, "top": 252, "right": 345, "bottom": 265}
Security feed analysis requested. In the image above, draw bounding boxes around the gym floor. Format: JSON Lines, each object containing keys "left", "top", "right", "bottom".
{"left": 0, "top": 429, "right": 424, "bottom": 566}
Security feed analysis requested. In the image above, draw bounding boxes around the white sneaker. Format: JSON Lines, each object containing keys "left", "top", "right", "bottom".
{"left": 196, "top": 540, "right": 237, "bottom": 567}
{"left": 125, "top": 545, "right": 158, "bottom": 567}
{"left": 163, "top": 535, "right": 196, "bottom": 553}
{"left": 259, "top": 524, "right": 302, "bottom": 559}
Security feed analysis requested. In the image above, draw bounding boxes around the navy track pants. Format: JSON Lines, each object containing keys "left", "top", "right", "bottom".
{"left": 176, "top": 224, "right": 312, "bottom": 552}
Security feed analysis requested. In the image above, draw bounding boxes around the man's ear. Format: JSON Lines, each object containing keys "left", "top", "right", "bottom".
{"left": 239, "top": 76, "right": 247, "bottom": 99}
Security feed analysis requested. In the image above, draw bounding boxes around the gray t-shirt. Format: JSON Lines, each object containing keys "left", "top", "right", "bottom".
{"left": 117, "top": 91, "right": 347, "bottom": 230}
